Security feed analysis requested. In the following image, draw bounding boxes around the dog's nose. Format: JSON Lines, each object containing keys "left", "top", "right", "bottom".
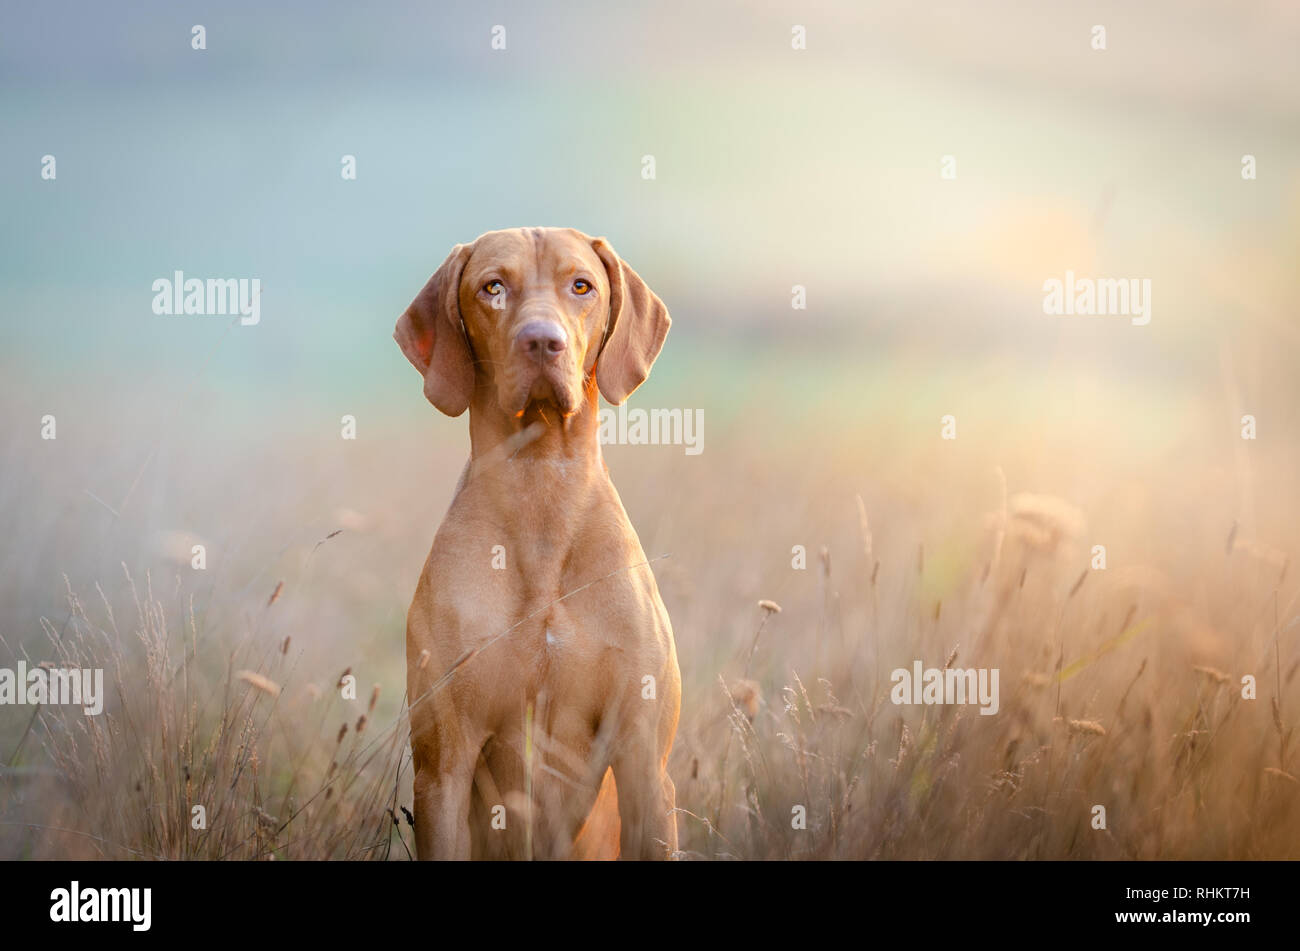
{"left": 516, "top": 320, "right": 567, "bottom": 361}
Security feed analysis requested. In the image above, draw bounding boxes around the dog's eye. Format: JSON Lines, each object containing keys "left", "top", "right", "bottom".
{"left": 572, "top": 279, "right": 592, "bottom": 295}
{"left": 484, "top": 280, "right": 504, "bottom": 296}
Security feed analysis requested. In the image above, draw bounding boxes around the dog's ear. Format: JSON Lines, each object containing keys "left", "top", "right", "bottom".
{"left": 591, "top": 237, "right": 671, "bottom": 406}
{"left": 394, "top": 243, "right": 475, "bottom": 417}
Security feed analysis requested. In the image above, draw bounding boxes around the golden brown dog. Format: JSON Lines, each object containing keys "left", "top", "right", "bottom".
{"left": 394, "top": 227, "right": 680, "bottom": 860}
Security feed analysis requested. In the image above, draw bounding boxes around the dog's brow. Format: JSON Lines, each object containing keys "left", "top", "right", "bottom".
{"left": 474, "top": 260, "right": 520, "bottom": 282}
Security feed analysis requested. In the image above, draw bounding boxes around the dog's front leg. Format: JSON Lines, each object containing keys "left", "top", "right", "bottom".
{"left": 612, "top": 738, "right": 678, "bottom": 860}
{"left": 412, "top": 735, "right": 482, "bottom": 860}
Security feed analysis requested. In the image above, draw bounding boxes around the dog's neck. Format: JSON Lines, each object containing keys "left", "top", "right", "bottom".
{"left": 465, "top": 376, "right": 604, "bottom": 491}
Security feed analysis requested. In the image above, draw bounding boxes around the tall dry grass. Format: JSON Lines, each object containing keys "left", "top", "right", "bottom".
{"left": 2, "top": 566, "right": 409, "bottom": 860}
{"left": 668, "top": 487, "right": 1299, "bottom": 860}
{"left": 2, "top": 346, "right": 1298, "bottom": 861}
{"left": 5, "top": 433, "right": 1296, "bottom": 860}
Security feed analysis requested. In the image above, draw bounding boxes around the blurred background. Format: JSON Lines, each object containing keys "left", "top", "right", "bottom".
{"left": 1, "top": 1, "right": 1298, "bottom": 858}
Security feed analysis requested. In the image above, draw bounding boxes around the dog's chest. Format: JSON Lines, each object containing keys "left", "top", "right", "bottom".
{"left": 530, "top": 598, "right": 611, "bottom": 664}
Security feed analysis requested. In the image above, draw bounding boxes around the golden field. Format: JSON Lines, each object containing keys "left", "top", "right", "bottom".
{"left": 2, "top": 318, "right": 1297, "bottom": 859}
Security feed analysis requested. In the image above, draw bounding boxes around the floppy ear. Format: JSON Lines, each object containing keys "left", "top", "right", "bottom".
{"left": 591, "top": 237, "right": 671, "bottom": 406}
{"left": 394, "top": 243, "right": 475, "bottom": 417}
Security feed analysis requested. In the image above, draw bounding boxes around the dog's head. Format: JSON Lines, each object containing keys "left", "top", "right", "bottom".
{"left": 395, "top": 227, "right": 669, "bottom": 419}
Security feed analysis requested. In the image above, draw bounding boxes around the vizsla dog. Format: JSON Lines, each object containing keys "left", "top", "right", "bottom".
{"left": 394, "top": 227, "right": 680, "bottom": 860}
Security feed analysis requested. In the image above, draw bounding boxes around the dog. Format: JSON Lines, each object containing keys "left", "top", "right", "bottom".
{"left": 394, "top": 227, "right": 680, "bottom": 860}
